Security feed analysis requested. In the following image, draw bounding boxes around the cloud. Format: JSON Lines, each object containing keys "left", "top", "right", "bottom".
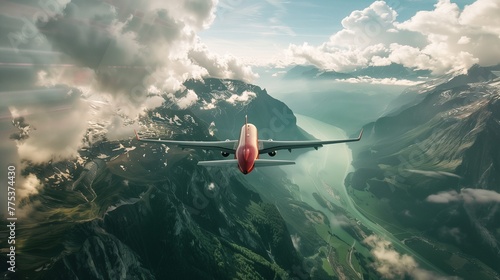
{"left": 225, "top": 90, "right": 257, "bottom": 105}
{"left": 33, "top": 0, "right": 257, "bottom": 100}
{"left": 286, "top": 0, "right": 500, "bottom": 74}
{"left": 291, "top": 234, "right": 301, "bottom": 252}
{"left": 189, "top": 43, "right": 259, "bottom": 82}
{"left": 287, "top": 1, "right": 422, "bottom": 72}
{"left": 18, "top": 173, "right": 43, "bottom": 198}
{"left": 406, "top": 169, "right": 462, "bottom": 179}
{"left": 9, "top": 88, "right": 91, "bottom": 163}
{"left": 38, "top": 0, "right": 206, "bottom": 99}
{"left": 0, "top": 0, "right": 259, "bottom": 167}
{"left": 426, "top": 188, "right": 500, "bottom": 204}
{"left": 337, "top": 76, "right": 422, "bottom": 86}
{"left": 439, "top": 227, "right": 465, "bottom": 244}
{"left": 329, "top": 214, "right": 350, "bottom": 227}
{"left": 167, "top": 89, "right": 199, "bottom": 109}
{"left": 364, "top": 235, "right": 458, "bottom": 280}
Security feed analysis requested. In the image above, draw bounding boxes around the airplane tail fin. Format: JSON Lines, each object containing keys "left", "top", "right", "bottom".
{"left": 197, "top": 159, "right": 238, "bottom": 166}
{"left": 253, "top": 159, "right": 295, "bottom": 167}
{"left": 245, "top": 115, "right": 248, "bottom": 125}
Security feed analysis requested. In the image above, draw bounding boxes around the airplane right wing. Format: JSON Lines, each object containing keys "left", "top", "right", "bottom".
{"left": 258, "top": 129, "right": 363, "bottom": 154}
{"left": 135, "top": 130, "right": 238, "bottom": 154}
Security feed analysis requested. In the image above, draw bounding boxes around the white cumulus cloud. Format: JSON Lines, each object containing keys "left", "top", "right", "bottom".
{"left": 2, "top": 0, "right": 259, "bottom": 166}
{"left": 226, "top": 90, "right": 257, "bottom": 105}
{"left": 173, "top": 89, "right": 200, "bottom": 109}
{"left": 286, "top": 0, "right": 500, "bottom": 74}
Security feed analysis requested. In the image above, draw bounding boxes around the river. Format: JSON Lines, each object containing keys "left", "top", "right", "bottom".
{"left": 281, "top": 113, "right": 442, "bottom": 274}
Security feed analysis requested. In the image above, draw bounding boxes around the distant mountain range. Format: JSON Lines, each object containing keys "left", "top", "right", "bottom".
{"left": 347, "top": 64, "right": 500, "bottom": 278}
{"left": 283, "top": 63, "right": 432, "bottom": 81}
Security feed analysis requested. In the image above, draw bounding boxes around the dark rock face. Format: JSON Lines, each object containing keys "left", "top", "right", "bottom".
{"left": 348, "top": 65, "right": 500, "bottom": 274}
{"left": 456, "top": 98, "right": 500, "bottom": 188}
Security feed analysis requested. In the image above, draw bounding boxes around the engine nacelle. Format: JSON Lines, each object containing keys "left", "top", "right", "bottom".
{"left": 221, "top": 151, "right": 230, "bottom": 157}
{"left": 268, "top": 151, "right": 277, "bottom": 157}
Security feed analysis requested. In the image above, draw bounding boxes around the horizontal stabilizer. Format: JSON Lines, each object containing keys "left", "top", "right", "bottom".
{"left": 254, "top": 159, "right": 295, "bottom": 167}
{"left": 197, "top": 159, "right": 238, "bottom": 166}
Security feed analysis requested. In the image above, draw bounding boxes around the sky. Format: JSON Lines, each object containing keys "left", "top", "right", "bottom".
{"left": 0, "top": 0, "right": 499, "bottom": 204}
{"left": 201, "top": 0, "right": 499, "bottom": 73}
{"left": 200, "top": 0, "right": 459, "bottom": 63}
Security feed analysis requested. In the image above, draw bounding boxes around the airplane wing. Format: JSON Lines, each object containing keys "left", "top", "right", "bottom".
{"left": 135, "top": 130, "right": 238, "bottom": 154}
{"left": 197, "top": 159, "right": 238, "bottom": 166}
{"left": 197, "top": 159, "right": 295, "bottom": 167}
{"left": 253, "top": 159, "right": 295, "bottom": 166}
{"left": 258, "top": 129, "right": 363, "bottom": 154}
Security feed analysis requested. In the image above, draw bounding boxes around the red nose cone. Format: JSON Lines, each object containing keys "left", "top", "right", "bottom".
{"left": 238, "top": 151, "right": 255, "bottom": 174}
{"left": 236, "top": 137, "right": 257, "bottom": 175}
{"left": 238, "top": 164, "right": 253, "bottom": 175}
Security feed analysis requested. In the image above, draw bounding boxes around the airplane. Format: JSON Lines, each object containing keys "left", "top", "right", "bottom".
{"left": 135, "top": 116, "right": 362, "bottom": 175}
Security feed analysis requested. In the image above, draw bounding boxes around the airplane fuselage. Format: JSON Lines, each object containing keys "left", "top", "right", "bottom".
{"left": 135, "top": 115, "right": 362, "bottom": 175}
{"left": 235, "top": 123, "right": 259, "bottom": 174}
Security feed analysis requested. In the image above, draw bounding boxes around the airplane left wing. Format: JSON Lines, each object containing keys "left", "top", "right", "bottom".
{"left": 258, "top": 129, "right": 363, "bottom": 154}
{"left": 135, "top": 130, "right": 238, "bottom": 154}
{"left": 197, "top": 159, "right": 238, "bottom": 166}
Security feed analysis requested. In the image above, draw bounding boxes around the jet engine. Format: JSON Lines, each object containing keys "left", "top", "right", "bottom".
{"left": 221, "top": 151, "right": 230, "bottom": 157}
{"left": 268, "top": 151, "right": 277, "bottom": 157}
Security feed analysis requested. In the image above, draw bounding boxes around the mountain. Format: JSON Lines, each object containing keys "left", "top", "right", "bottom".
{"left": 283, "top": 63, "right": 430, "bottom": 81}
{"left": 282, "top": 65, "right": 318, "bottom": 80}
{"left": 346, "top": 65, "right": 500, "bottom": 278}
{"left": 3, "top": 79, "right": 314, "bottom": 280}
{"left": 385, "top": 64, "right": 500, "bottom": 117}
{"left": 283, "top": 65, "right": 353, "bottom": 80}
{"left": 4, "top": 77, "right": 385, "bottom": 280}
{"left": 351, "top": 63, "right": 431, "bottom": 80}
{"left": 180, "top": 78, "right": 309, "bottom": 141}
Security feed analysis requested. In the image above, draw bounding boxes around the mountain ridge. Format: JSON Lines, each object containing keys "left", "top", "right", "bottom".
{"left": 346, "top": 65, "right": 500, "bottom": 277}
{"left": 283, "top": 63, "right": 432, "bottom": 81}
{"left": 5, "top": 78, "right": 313, "bottom": 280}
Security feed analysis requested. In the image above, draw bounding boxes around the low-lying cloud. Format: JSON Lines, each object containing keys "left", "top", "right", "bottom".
{"left": 426, "top": 188, "right": 500, "bottom": 204}
{"left": 364, "top": 235, "right": 459, "bottom": 279}
{"left": 226, "top": 90, "right": 257, "bottom": 105}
